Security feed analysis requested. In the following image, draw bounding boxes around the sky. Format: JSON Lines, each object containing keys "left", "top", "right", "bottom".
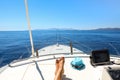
{"left": 0, "top": 0, "right": 120, "bottom": 31}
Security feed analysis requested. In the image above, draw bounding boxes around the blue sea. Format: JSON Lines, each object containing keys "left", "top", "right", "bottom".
{"left": 0, "top": 30, "right": 120, "bottom": 67}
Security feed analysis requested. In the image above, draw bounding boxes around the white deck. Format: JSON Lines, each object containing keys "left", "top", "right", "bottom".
{"left": 0, "top": 44, "right": 120, "bottom": 80}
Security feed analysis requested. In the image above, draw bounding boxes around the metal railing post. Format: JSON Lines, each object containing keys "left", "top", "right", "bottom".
{"left": 36, "top": 49, "right": 39, "bottom": 58}
{"left": 70, "top": 42, "right": 73, "bottom": 55}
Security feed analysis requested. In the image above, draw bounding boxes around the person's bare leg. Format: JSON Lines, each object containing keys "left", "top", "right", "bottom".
{"left": 59, "top": 57, "right": 64, "bottom": 76}
{"left": 54, "top": 57, "right": 65, "bottom": 80}
{"left": 54, "top": 59, "right": 62, "bottom": 80}
{"left": 55, "top": 59, "right": 59, "bottom": 75}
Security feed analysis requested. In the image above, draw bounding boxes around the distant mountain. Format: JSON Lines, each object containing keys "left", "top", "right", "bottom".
{"left": 33, "top": 28, "right": 120, "bottom": 31}
{"left": 95, "top": 28, "right": 120, "bottom": 31}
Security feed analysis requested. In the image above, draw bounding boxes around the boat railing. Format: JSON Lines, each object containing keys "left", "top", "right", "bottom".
{"left": 3, "top": 40, "right": 119, "bottom": 68}
{"left": 1, "top": 36, "right": 120, "bottom": 68}
{"left": 33, "top": 40, "right": 120, "bottom": 54}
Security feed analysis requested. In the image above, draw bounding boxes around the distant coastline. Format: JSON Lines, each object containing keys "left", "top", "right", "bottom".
{"left": 94, "top": 28, "right": 120, "bottom": 31}
{"left": 34, "top": 27, "right": 120, "bottom": 30}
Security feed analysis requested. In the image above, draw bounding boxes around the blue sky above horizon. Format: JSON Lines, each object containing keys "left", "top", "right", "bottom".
{"left": 0, "top": 0, "right": 120, "bottom": 31}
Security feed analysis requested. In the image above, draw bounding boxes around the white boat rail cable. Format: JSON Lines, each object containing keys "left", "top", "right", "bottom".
{"left": 108, "top": 42, "right": 120, "bottom": 57}
{"left": 24, "top": 0, "right": 35, "bottom": 56}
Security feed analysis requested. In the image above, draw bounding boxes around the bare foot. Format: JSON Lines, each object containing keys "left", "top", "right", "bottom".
{"left": 54, "top": 57, "right": 65, "bottom": 80}
{"left": 55, "top": 59, "right": 59, "bottom": 75}
{"left": 59, "top": 57, "right": 65, "bottom": 74}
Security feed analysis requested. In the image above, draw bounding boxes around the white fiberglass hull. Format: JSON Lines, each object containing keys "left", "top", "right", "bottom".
{"left": 0, "top": 44, "right": 120, "bottom": 80}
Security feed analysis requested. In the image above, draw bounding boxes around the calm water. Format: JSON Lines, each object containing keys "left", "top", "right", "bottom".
{"left": 0, "top": 30, "right": 120, "bottom": 67}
